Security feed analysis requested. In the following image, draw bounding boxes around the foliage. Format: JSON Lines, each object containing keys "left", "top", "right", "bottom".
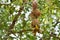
{"left": 0, "top": 0, "right": 60, "bottom": 40}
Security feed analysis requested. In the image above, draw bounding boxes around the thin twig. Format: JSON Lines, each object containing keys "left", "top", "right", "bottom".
{"left": 9, "top": 6, "right": 24, "bottom": 30}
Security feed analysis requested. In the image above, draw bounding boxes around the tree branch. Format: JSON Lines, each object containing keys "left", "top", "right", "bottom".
{"left": 9, "top": 6, "right": 24, "bottom": 30}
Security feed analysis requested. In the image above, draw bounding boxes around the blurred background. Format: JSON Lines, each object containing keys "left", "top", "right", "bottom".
{"left": 0, "top": 0, "right": 60, "bottom": 40}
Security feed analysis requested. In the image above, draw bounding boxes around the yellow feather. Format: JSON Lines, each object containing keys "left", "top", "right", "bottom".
{"left": 35, "top": 25, "right": 38, "bottom": 29}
